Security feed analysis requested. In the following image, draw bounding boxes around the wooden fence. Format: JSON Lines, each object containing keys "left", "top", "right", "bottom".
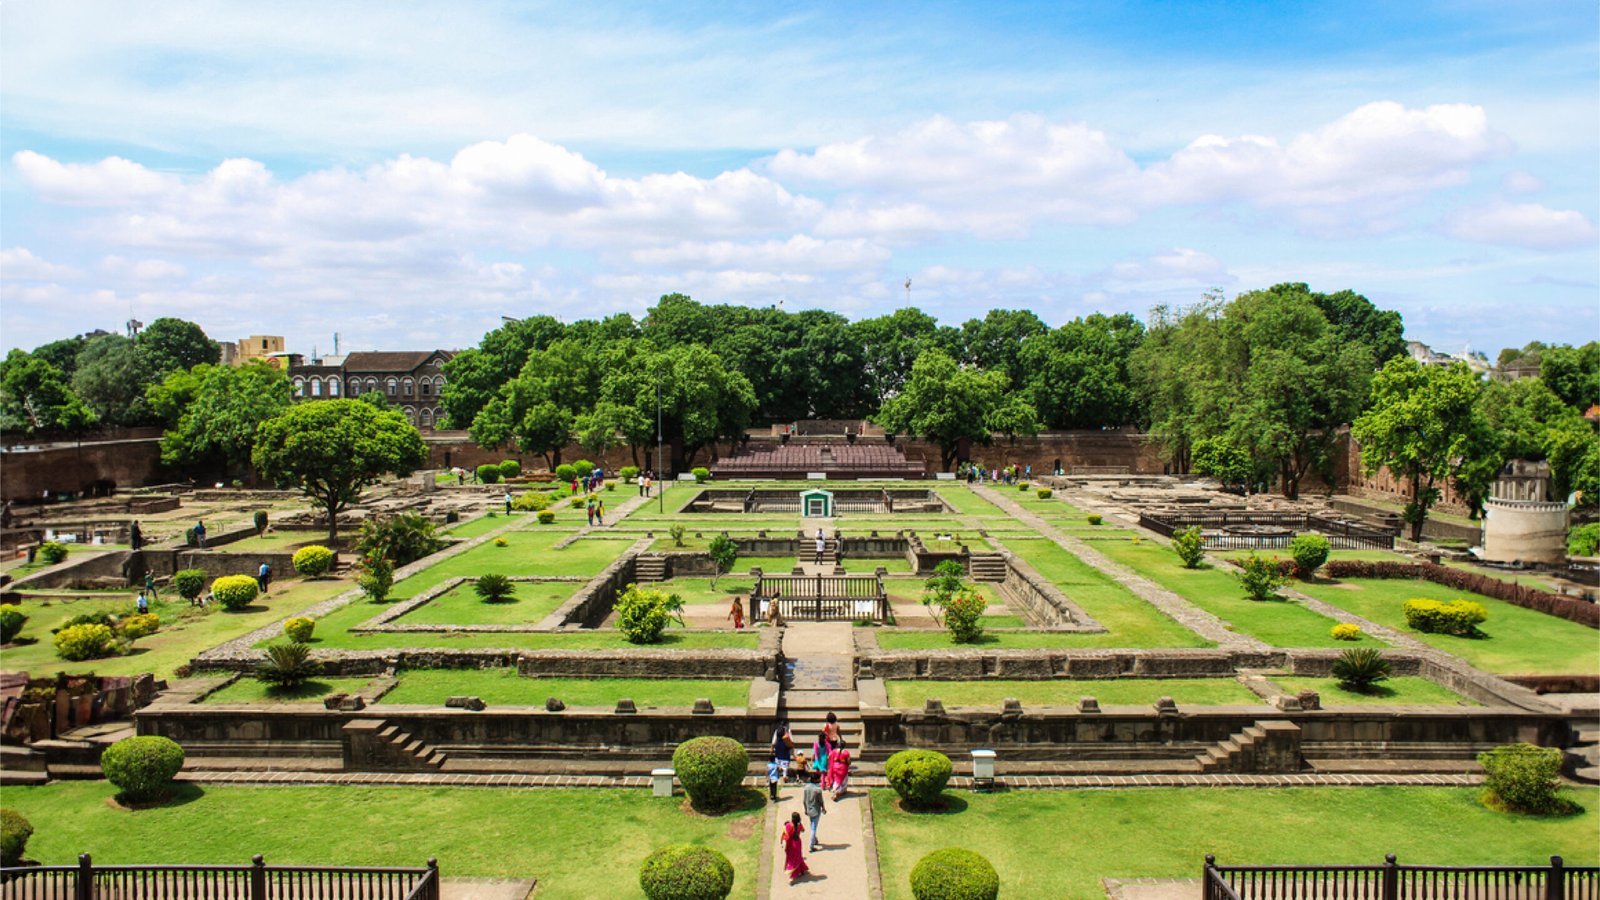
{"left": 1204, "top": 854, "right": 1597, "bottom": 900}
{"left": 751, "top": 572, "right": 888, "bottom": 622}
{"left": 1, "top": 855, "right": 439, "bottom": 900}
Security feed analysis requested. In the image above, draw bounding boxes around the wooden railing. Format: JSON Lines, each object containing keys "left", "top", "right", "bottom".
{"left": 1140, "top": 512, "right": 1395, "bottom": 551}
{"left": 1, "top": 854, "right": 440, "bottom": 900}
{"left": 751, "top": 572, "right": 888, "bottom": 622}
{"left": 1204, "top": 854, "right": 1597, "bottom": 900}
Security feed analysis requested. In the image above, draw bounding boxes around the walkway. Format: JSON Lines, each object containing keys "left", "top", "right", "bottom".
{"left": 766, "top": 788, "right": 874, "bottom": 898}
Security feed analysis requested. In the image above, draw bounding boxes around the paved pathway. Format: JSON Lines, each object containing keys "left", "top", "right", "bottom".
{"left": 767, "top": 788, "right": 873, "bottom": 898}
{"left": 784, "top": 622, "right": 855, "bottom": 692}
{"left": 970, "top": 484, "right": 1264, "bottom": 649}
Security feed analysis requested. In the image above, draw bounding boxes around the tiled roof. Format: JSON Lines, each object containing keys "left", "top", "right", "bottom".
{"left": 342, "top": 351, "right": 450, "bottom": 373}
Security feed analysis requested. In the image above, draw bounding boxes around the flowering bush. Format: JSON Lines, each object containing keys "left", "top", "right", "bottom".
{"left": 1330, "top": 623, "right": 1363, "bottom": 641}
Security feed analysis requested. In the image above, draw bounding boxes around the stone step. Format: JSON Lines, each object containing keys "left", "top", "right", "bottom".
{"left": 0, "top": 745, "right": 47, "bottom": 772}
{"left": 46, "top": 763, "right": 105, "bottom": 780}
{"left": 0, "top": 770, "right": 49, "bottom": 786}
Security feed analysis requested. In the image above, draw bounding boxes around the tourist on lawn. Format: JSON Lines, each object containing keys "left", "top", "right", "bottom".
{"left": 503, "top": 491, "right": 512, "bottom": 514}
{"left": 585, "top": 500, "right": 595, "bottom": 526}
{"left": 803, "top": 769, "right": 826, "bottom": 851}
{"left": 144, "top": 571, "right": 157, "bottom": 599}
{"left": 828, "top": 742, "right": 851, "bottom": 799}
{"left": 136, "top": 590, "right": 149, "bottom": 614}
{"left": 728, "top": 595, "right": 744, "bottom": 629}
{"left": 595, "top": 498, "right": 604, "bottom": 524}
{"left": 782, "top": 812, "right": 809, "bottom": 882}
{"left": 257, "top": 561, "right": 272, "bottom": 595}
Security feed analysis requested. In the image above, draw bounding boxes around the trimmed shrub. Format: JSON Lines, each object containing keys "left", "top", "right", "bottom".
{"left": 944, "top": 588, "right": 988, "bottom": 644}
{"left": 1237, "top": 552, "right": 1288, "bottom": 602}
{"left": 536, "top": 509, "right": 556, "bottom": 524}
{"left": 358, "top": 556, "right": 394, "bottom": 603}
{"left": 476, "top": 464, "right": 502, "bottom": 484}
{"left": 910, "top": 848, "right": 1000, "bottom": 900}
{"left": 1172, "top": 525, "right": 1205, "bottom": 569}
{"left": 292, "top": 545, "right": 335, "bottom": 578}
{"left": 569, "top": 496, "right": 586, "bottom": 509}
{"left": 119, "top": 613, "right": 160, "bottom": 641}
{"left": 283, "top": 617, "right": 316, "bottom": 643}
{"left": 1086, "top": 514, "right": 1102, "bottom": 526}
{"left": 1288, "top": 534, "right": 1331, "bottom": 579}
{"left": 38, "top": 541, "right": 68, "bottom": 565}
{"left": 572, "top": 459, "right": 596, "bottom": 477}
{"left": 253, "top": 510, "right": 269, "bottom": 534}
{"left": 1, "top": 809, "right": 32, "bottom": 866}
{"left": 173, "top": 568, "right": 207, "bottom": 600}
{"left": 0, "top": 605, "right": 26, "bottom": 643}
{"left": 1331, "top": 648, "right": 1391, "bottom": 693}
{"left": 1330, "top": 622, "right": 1363, "bottom": 641}
{"left": 474, "top": 573, "right": 517, "bottom": 603}
{"left": 691, "top": 467, "right": 710, "bottom": 483}
{"left": 211, "top": 574, "right": 260, "bottom": 611}
{"left": 606, "top": 482, "right": 615, "bottom": 491}
{"left": 498, "top": 459, "right": 522, "bottom": 479}
{"left": 494, "top": 537, "right": 509, "bottom": 547}
{"left": 616, "top": 585, "right": 684, "bottom": 644}
{"left": 256, "top": 641, "right": 319, "bottom": 689}
{"left": 1478, "top": 743, "right": 1566, "bottom": 814}
{"left": 639, "top": 844, "right": 734, "bottom": 900}
{"left": 671, "top": 736, "right": 749, "bottom": 811}
{"left": 1036, "top": 488, "right": 1052, "bottom": 499}
{"left": 619, "top": 466, "right": 641, "bottom": 482}
{"left": 513, "top": 491, "right": 552, "bottom": 512}
{"left": 1569, "top": 523, "right": 1600, "bottom": 557}
{"left": 1017, "top": 482, "right": 1029, "bottom": 491}
{"left": 100, "top": 735, "right": 185, "bottom": 802}
{"left": 554, "top": 463, "right": 578, "bottom": 483}
{"left": 885, "top": 749, "right": 953, "bottom": 809}
{"left": 1403, "top": 598, "right": 1488, "bottom": 636}
{"left": 54, "top": 623, "right": 117, "bottom": 661}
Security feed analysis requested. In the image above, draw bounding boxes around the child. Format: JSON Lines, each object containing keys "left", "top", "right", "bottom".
{"left": 788, "top": 750, "right": 809, "bottom": 785}
{"left": 766, "top": 752, "right": 782, "bottom": 802}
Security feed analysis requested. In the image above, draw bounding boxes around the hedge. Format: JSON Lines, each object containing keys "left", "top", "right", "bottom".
{"left": 210, "top": 574, "right": 260, "bottom": 611}
{"left": 292, "top": 545, "right": 335, "bottom": 578}
{"left": 1324, "top": 560, "right": 1598, "bottom": 628}
{"left": 910, "top": 847, "right": 1000, "bottom": 900}
{"left": 0, "top": 809, "right": 31, "bottom": 866}
{"left": 671, "top": 736, "right": 748, "bottom": 810}
{"left": 885, "top": 749, "right": 953, "bottom": 809}
{"left": 54, "top": 623, "right": 117, "bottom": 661}
{"left": 639, "top": 844, "right": 734, "bottom": 900}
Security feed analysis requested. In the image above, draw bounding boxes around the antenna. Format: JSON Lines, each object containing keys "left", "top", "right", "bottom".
{"left": 333, "top": 332, "right": 340, "bottom": 356}
{"left": 904, "top": 277, "right": 912, "bottom": 304}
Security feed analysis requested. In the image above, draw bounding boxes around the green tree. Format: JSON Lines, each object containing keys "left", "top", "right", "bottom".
{"left": 850, "top": 307, "right": 946, "bottom": 409}
{"left": 139, "top": 317, "right": 219, "bottom": 377}
{"left": 877, "top": 348, "right": 1035, "bottom": 470}
{"left": 71, "top": 335, "right": 156, "bottom": 425}
{"left": 0, "top": 350, "right": 94, "bottom": 434}
{"left": 252, "top": 399, "right": 428, "bottom": 540}
{"left": 1190, "top": 436, "right": 1252, "bottom": 487}
{"left": 1352, "top": 358, "right": 1495, "bottom": 541}
{"left": 154, "top": 362, "right": 291, "bottom": 478}
{"left": 1018, "top": 313, "right": 1145, "bottom": 429}
{"left": 599, "top": 343, "right": 755, "bottom": 471}
{"left": 1538, "top": 342, "right": 1600, "bottom": 410}
{"left": 31, "top": 336, "right": 89, "bottom": 377}
{"left": 959, "top": 308, "right": 1048, "bottom": 389}
{"left": 439, "top": 315, "right": 566, "bottom": 428}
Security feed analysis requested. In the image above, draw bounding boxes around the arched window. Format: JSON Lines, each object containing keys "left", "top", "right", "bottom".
{"left": 419, "top": 408, "right": 434, "bottom": 427}
{"left": 292, "top": 378, "right": 305, "bottom": 398}
{"left": 310, "top": 378, "right": 323, "bottom": 397}
{"left": 385, "top": 377, "right": 398, "bottom": 397}
{"left": 401, "top": 377, "right": 414, "bottom": 397}
{"left": 404, "top": 407, "right": 416, "bottom": 424}
{"left": 420, "top": 380, "right": 431, "bottom": 397}
{"left": 328, "top": 379, "right": 340, "bottom": 397}
{"left": 347, "top": 378, "right": 360, "bottom": 396}
{"left": 365, "top": 377, "right": 378, "bottom": 393}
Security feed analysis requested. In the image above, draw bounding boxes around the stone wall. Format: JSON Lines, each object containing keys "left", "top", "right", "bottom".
{"left": 1, "top": 437, "right": 174, "bottom": 500}
{"left": 990, "top": 544, "right": 1104, "bottom": 630}
{"left": 517, "top": 648, "right": 776, "bottom": 680}
{"left": 547, "top": 540, "right": 647, "bottom": 627}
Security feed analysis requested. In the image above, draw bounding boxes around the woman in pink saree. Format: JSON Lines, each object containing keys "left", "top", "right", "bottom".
{"left": 782, "top": 811, "right": 809, "bottom": 882}
{"left": 828, "top": 743, "right": 851, "bottom": 799}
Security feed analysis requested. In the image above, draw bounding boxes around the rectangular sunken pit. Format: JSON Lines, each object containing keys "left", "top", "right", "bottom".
{"left": 683, "top": 487, "right": 951, "bottom": 515}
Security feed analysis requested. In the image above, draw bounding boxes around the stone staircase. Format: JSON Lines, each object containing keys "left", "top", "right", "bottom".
{"left": 781, "top": 691, "right": 865, "bottom": 755}
{"left": 967, "top": 553, "right": 1008, "bottom": 582}
{"left": 0, "top": 745, "right": 49, "bottom": 785}
{"left": 343, "top": 719, "right": 448, "bottom": 771}
{"left": 634, "top": 555, "right": 668, "bottom": 582}
{"left": 793, "top": 538, "right": 840, "bottom": 571}
{"left": 1195, "top": 720, "right": 1302, "bottom": 774}
{"left": 1568, "top": 725, "right": 1599, "bottom": 783}
{"left": 376, "top": 723, "right": 448, "bottom": 770}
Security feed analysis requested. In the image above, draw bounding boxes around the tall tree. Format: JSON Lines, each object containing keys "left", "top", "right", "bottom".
{"left": 1351, "top": 358, "right": 1495, "bottom": 541}
{"left": 959, "top": 309, "right": 1048, "bottom": 388}
{"left": 850, "top": 307, "right": 945, "bottom": 408}
{"left": 71, "top": 335, "right": 158, "bottom": 426}
{"left": 31, "top": 336, "right": 89, "bottom": 377}
{"left": 439, "top": 315, "right": 565, "bottom": 428}
{"left": 0, "top": 350, "right": 94, "bottom": 434}
{"left": 1539, "top": 341, "right": 1600, "bottom": 410}
{"left": 1019, "top": 313, "right": 1146, "bottom": 429}
{"left": 876, "top": 348, "right": 1038, "bottom": 470}
{"left": 468, "top": 338, "right": 604, "bottom": 467}
{"left": 252, "top": 399, "right": 428, "bottom": 540}
{"left": 153, "top": 362, "right": 292, "bottom": 479}
{"left": 139, "top": 317, "right": 220, "bottom": 377}
{"left": 599, "top": 343, "right": 756, "bottom": 470}
{"left": 1477, "top": 376, "right": 1597, "bottom": 511}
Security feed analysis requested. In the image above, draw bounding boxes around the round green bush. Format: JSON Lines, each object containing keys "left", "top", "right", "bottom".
{"left": 537, "top": 509, "right": 556, "bottom": 524}
{"left": 1086, "top": 514, "right": 1103, "bottom": 526}
{"left": 476, "top": 463, "right": 502, "bottom": 484}
{"left": 885, "top": 749, "right": 953, "bottom": 809}
{"left": 173, "top": 568, "right": 207, "bottom": 600}
{"left": 671, "top": 736, "right": 749, "bottom": 811}
{"left": 1479, "top": 743, "right": 1567, "bottom": 814}
{"left": 572, "top": 459, "right": 596, "bottom": 477}
{"left": 639, "top": 844, "right": 734, "bottom": 900}
{"left": 54, "top": 623, "right": 117, "bottom": 661}
{"left": 292, "top": 545, "right": 335, "bottom": 578}
{"left": 691, "top": 467, "right": 710, "bottom": 483}
{"left": 210, "top": 574, "right": 260, "bottom": 611}
{"left": 1, "top": 809, "right": 33, "bottom": 866}
{"left": 0, "top": 605, "right": 27, "bottom": 644}
{"left": 554, "top": 463, "right": 578, "bottom": 483}
{"left": 38, "top": 541, "right": 69, "bottom": 565}
{"left": 1288, "top": 534, "right": 1331, "bottom": 579}
{"left": 1036, "top": 488, "right": 1053, "bottom": 499}
{"left": 498, "top": 459, "right": 522, "bottom": 479}
{"left": 910, "top": 848, "right": 1000, "bottom": 900}
{"left": 283, "top": 617, "right": 316, "bottom": 643}
{"left": 100, "top": 735, "right": 185, "bottom": 802}
{"left": 619, "top": 466, "right": 641, "bottom": 482}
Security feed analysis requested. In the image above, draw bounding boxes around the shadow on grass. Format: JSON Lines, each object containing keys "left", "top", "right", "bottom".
{"left": 682, "top": 787, "right": 768, "bottom": 817}
{"left": 894, "top": 792, "right": 970, "bottom": 815}
{"left": 113, "top": 782, "right": 207, "bottom": 811}
{"left": 262, "top": 680, "right": 344, "bottom": 701}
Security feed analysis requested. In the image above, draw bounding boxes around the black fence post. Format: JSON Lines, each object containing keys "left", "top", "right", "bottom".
{"left": 427, "top": 858, "right": 441, "bottom": 900}
{"left": 75, "top": 853, "right": 92, "bottom": 900}
{"left": 1203, "top": 855, "right": 1216, "bottom": 900}
{"left": 250, "top": 854, "right": 267, "bottom": 900}
{"left": 1549, "top": 855, "right": 1565, "bottom": 900}
{"left": 1382, "top": 854, "right": 1399, "bottom": 900}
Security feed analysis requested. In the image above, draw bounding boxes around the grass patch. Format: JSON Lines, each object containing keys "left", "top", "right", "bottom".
{"left": 5, "top": 782, "right": 762, "bottom": 900}
{"left": 291, "top": 616, "right": 760, "bottom": 651}
{"left": 202, "top": 676, "right": 374, "bottom": 704}
{"left": 392, "top": 581, "right": 576, "bottom": 626}
{"left": 1095, "top": 540, "right": 1383, "bottom": 649}
{"left": 378, "top": 669, "right": 750, "bottom": 708}
{"left": 440, "top": 514, "right": 516, "bottom": 539}
{"left": 385, "top": 533, "right": 621, "bottom": 601}
{"left": 1272, "top": 676, "right": 1477, "bottom": 707}
{"left": 1000, "top": 538, "right": 1210, "bottom": 648}
{"left": 872, "top": 786, "right": 1599, "bottom": 899}
{"left": 1294, "top": 578, "right": 1600, "bottom": 675}
{"left": 933, "top": 486, "right": 1004, "bottom": 516}
{"left": 886, "top": 678, "right": 1260, "bottom": 708}
{"left": 218, "top": 531, "right": 314, "bottom": 552}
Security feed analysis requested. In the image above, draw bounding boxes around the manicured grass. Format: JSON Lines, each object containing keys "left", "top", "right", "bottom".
{"left": 884, "top": 583, "right": 1003, "bottom": 608}
{"left": 1, "top": 579, "right": 350, "bottom": 679}
{"left": 1272, "top": 676, "right": 1478, "bottom": 707}
{"left": 1094, "top": 540, "right": 1383, "bottom": 649}
{"left": 6, "top": 782, "right": 763, "bottom": 900}
{"left": 385, "top": 532, "right": 619, "bottom": 601}
{"left": 1294, "top": 578, "right": 1600, "bottom": 675}
{"left": 1008, "top": 491, "right": 1089, "bottom": 518}
{"left": 1214, "top": 548, "right": 1412, "bottom": 564}
{"left": 203, "top": 676, "right": 374, "bottom": 704}
{"left": 877, "top": 630, "right": 1172, "bottom": 650}
{"left": 933, "top": 487, "right": 1003, "bottom": 516}
{"left": 393, "top": 581, "right": 576, "bottom": 625}
{"left": 886, "top": 678, "right": 1261, "bottom": 709}
{"left": 378, "top": 669, "right": 750, "bottom": 708}
{"left": 872, "top": 786, "right": 1599, "bottom": 899}
{"left": 982, "top": 614, "right": 1028, "bottom": 628}
{"left": 440, "top": 514, "right": 517, "bottom": 538}
{"left": 999, "top": 538, "right": 1210, "bottom": 648}
{"left": 294, "top": 610, "right": 760, "bottom": 650}
{"left": 217, "top": 531, "right": 315, "bottom": 552}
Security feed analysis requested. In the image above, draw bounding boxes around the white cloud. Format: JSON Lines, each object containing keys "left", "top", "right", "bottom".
{"left": 629, "top": 236, "right": 890, "bottom": 270}
{"left": 100, "top": 256, "right": 188, "bottom": 280}
{"left": 1440, "top": 201, "right": 1599, "bottom": 250}
{"left": 1502, "top": 171, "right": 1545, "bottom": 195}
{"left": 0, "top": 247, "right": 79, "bottom": 280}
{"left": 11, "top": 152, "right": 180, "bottom": 205}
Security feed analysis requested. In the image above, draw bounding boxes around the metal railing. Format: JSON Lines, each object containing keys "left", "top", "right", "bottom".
{"left": 751, "top": 572, "right": 888, "bottom": 622}
{"left": 1, "top": 854, "right": 440, "bottom": 900}
{"left": 1204, "top": 854, "right": 1597, "bottom": 900}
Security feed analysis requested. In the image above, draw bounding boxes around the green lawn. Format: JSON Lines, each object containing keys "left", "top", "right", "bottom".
{"left": 886, "top": 678, "right": 1261, "bottom": 708}
{"left": 391, "top": 581, "right": 577, "bottom": 626}
{"left": 5, "top": 782, "right": 764, "bottom": 900}
{"left": 933, "top": 487, "right": 1003, "bottom": 516}
{"left": 1294, "top": 578, "right": 1600, "bottom": 675}
{"left": 219, "top": 531, "right": 318, "bottom": 552}
{"left": 293, "top": 612, "right": 760, "bottom": 651}
{"left": 377, "top": 669, "right": 750, "bottom": 708}
{"left": 1007, "top": 491, "right": 1090, "bottom": 519}
{"left": 873, "top": 786, "right": 1599, "bottom": 899}
{"left": 202, "top": 676, "right": 374, "bottom": 704}
{"left": 998, "top": 538, "right": 1210, "bottom": 648}
{"left": 1214, "top": 548, "right": 1412, "bottom": 564}
{"left": 1272, "top": 676, "right": 1477, "bottom": 707}
{"left": 1094, "top": 540, "right": 1383, "bottom": 649}
{"left": 440, "top": 514, "right": 518, "bottom": 539}
{"left": 385, "top": 532, "right": 620, "bottom": 601}
{"left": 1, "top": 579, "right": 351, "bottom": 679}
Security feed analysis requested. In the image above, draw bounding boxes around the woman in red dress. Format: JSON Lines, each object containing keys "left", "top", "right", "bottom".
{"left": 782, "top": 811, "right": 809, "bottom": 882}
{"left": 728, "top": 596, "right": 744, "bottom": 629}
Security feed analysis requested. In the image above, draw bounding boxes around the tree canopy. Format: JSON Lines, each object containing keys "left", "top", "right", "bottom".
{"left": 876, "top": 348, "right": 1040, "bottom": 469}
{"left": 140, "top": 317, "right": 220, "bottom": 377}
{"left": 0, "top": 349, "right": 95, "bottom": 434}
{"left": 153, "top": 362, "right": 292, "bottom": 478}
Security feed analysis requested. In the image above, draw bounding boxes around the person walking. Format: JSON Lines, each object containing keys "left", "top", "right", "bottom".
{"left": 766, "top": 752, "right": 783, "bottom": 802}
{"left": 504, "top": 491, "right": 513, "bottom": 514}
{"left": 727, "top": 596, "right": 744, "bottom": 629}
{"left": 813, "top": 529, "right": 825, "bottom": 565}
{"left": 803, "top": 770, "right": 826, "bottom": 852}
{"left": 585, "top": 500, "right": 595, "bottom": 527}
{"left": 144, "top": 571, "right": 157, "bottom": 600}
{"left": 781, "top": 812, "right": 809, "bottom": 883}
{"left": 257, "top": 561, "right": 272, "bottom": 595}
{"left": 637, "top": 473, "right": 646, "bottom": 497}
{"left": 129, "top": 520, "right": 143, "bottom": 550}
{"left": 828, "top": 742, "right": 852, "bottom": 800}
{"left": 595, "top": 498, "right": 604, "bottom": 524}
{"left": 818, "top": 711, "right": 841, "bottom": 786}
{"left": 771, "top": 722, "right": 794, "bottom": 784}
{"left": 193, "top": 520, "right": 207, "bottom": 549}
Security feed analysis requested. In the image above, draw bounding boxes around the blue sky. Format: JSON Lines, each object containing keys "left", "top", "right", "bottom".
{"left": 2, "top": 0, "right": 1595, "bottom": 357}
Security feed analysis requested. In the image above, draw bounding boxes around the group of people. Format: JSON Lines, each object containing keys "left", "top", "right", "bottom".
{"left": 725, "top": 595, "right": 785, "bottom": 630}
{"left": 959, "top": 462, "right": 1032, "bottom": 484}
{"left": 636, "top": 471, "right": 654, "bottom": 497}
{"left": 585, "top": 497, "right": 605, "bottom": 526}
{"left": 769, "top": 716, "right": 852, "bottom": 884}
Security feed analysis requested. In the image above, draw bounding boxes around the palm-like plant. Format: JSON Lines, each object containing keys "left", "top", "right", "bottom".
{"left": 1331, "top": 648, "right": 1391, "bottom": 693}
{"left": 473, "top": 573, "right": 517, "bottom": 603}
{"left": 256, "top": 641, "right": 319, "bottom": 690}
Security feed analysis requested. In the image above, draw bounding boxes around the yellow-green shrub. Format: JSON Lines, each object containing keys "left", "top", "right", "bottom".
{"left": 54, "top": 623, "right": 117, "bottom": 661}
{"left": 283, "top": 617, "right": 315, "bottom": 643}
{"left": 292, "top": 545, "right": 335, "bottom": 578}
{"left": 1403, "top": 598, "right": 1487, "bottom": 636}
{"left": 1330, "top": 623, "right": 1363, "bottom": 641}
{"left": 211, "top": 574, "right": 260, "bottom": 611}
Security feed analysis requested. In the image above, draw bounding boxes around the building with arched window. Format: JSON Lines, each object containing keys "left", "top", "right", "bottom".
{"left": 288, "top": 350, "right": 454, "bottom": 431}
